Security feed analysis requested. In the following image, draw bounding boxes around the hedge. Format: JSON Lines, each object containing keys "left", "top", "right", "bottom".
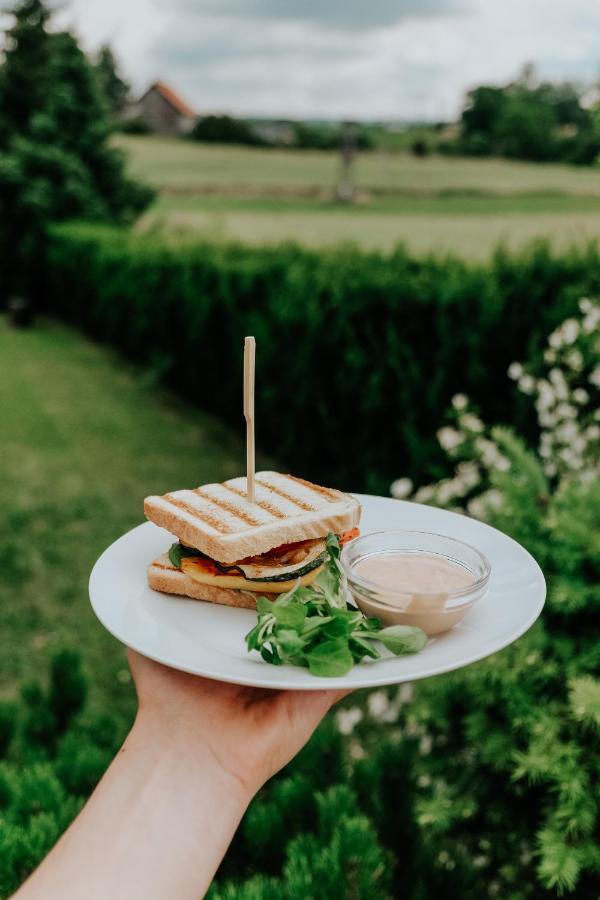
{"left": 41, "top": 225, "right": 600, "bottom": 491}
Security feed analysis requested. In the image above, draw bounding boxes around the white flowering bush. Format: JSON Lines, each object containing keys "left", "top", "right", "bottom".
{"left": 383, "top": 299, "right": 600, "bottom": 897}
{"left": 391, "top": 297, "right": 599, "bottom": 519}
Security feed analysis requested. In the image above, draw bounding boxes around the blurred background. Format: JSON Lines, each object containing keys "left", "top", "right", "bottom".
{"left": 0, "top": 1, "right": 598, "bottom": 898}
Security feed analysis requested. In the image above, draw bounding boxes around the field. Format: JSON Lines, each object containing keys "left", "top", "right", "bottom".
{"left": 118, "top": 135, "right": 600, "bottom": 259}
{"left": 0, "top": 317, "right": 250, "bottom": 722}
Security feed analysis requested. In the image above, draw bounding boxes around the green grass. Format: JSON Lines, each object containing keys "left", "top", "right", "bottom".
{"left": 118, "top": 135, "right": 600, "bottom": 196}
{"left": 0, "top": 318, "right": 249, "bottom": 722}
{"left": 116, "top": 135, "right": 600, "bottom": 259}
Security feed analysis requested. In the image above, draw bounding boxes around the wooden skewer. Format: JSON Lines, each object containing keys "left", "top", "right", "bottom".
{"left": 243, "top": 336, "right": 256, "bottom": 503}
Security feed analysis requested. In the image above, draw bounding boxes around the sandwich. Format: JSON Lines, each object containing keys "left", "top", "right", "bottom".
{"left": 144, "top": 471, "right": 361, "bottom": 609}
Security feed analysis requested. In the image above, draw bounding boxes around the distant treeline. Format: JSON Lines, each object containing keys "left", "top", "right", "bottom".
{"left": 436, "top": 70, "right": 600, "bottom": 166}
{"left": 188, "top": 115, "right": 374, "bottom": 151}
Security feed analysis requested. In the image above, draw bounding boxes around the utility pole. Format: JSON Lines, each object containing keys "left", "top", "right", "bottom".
{"left": 335, "top": 120, "right": 357, "bottom": 203}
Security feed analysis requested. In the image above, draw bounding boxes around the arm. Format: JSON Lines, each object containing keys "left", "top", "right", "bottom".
{"left": 15, "top": 650, "right": 345, "bottom": 900}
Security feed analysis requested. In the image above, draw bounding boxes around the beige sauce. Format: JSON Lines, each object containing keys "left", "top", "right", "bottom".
{"left": 352, "top": 553, "right": 476, "bottom": 635}
{"left": 355, "top": 553, "right": 474, "bottom": 594}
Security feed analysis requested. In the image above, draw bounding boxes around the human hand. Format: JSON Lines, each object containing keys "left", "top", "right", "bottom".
{"left": 128, "top": 649, "right": 348, "bottom": 802}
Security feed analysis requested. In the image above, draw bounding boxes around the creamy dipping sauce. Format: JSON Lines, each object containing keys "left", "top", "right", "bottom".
{"left": 354, "top": 552, "right": 475, "bottom": 595}
{"left": 350, "top": 552, "right": 477, "bottom": 634}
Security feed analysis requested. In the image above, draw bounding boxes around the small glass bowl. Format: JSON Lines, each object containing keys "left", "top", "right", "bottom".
{"left": 341, "top": 530, "right": 491, "bottom": 636}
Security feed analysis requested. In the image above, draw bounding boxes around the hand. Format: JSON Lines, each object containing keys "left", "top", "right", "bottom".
{"left": 129, "top": 649, "right": 348, "bottom": 801}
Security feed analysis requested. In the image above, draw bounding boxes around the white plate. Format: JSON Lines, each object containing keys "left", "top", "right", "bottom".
{"left": 89, "top": 495, "right": 545, "bottom": 690}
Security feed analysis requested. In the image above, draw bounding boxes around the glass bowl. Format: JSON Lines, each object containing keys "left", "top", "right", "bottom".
{"left": 341, "top": 530, "right": 491, "bottom": 636}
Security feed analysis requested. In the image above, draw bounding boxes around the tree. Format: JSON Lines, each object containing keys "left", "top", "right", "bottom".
{"left": 94, "top": 44, "right": 130, "bottom": 117}
{"left": 495, "top": 92, "right": 557, "bottom": 161}
{"left": 0, "top": 0, "right": 50, "bottom": 143}
{"left": 0, "top": 0, "right": 153, "bottom": 298}
{"left": 460, "top": 86, "right": 507, "bottom": 154}
{"left": 190, "top": 114, "right": 263, "bottom": 145}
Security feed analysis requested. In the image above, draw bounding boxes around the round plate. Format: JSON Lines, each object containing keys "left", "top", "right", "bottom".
{"left": 89, "top": 495, "right": 545, "bottom": 690}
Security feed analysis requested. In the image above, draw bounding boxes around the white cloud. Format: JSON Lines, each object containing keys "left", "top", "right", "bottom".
{"left": 46, "top": 0, "right": 600, "bottom": 119}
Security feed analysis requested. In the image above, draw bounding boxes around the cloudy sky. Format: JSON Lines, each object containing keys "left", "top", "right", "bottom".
{"left": 54, "top": 0, "right": 600, "bottom": 120}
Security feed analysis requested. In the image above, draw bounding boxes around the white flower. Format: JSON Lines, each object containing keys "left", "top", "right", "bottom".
{"left": 549, "top": 330, "right": 563, "bottom": 349}
{"left": 391, "top": 477, "right": 413, "bottom": 499}
{"left": 485, "top": 489, "right": 503, "bottom": 509}
{"left": 451, "top": 393, "right": 469, "bottom": 410}
{"left": 518, "top": 374, "right": 535, "bottom": 395}
{"left": 536, "top": 380, "right": 556, "bottom": 410}
{"left": 367, "top": 691, "right": 391, "bottom": 719}
{"left": 508, "top": 362, "right": 523, "bottom": 381}
{"left": 589, "top": 366, "right": 600, "bottom": 389}
{"left": 579, "top": 297, "right": 592, "bottom": 314}
{"left": 538, "top": 411, "right": 557, "bottom": 428}
{"left": 565, "top": 349, "right": 584, "bottom": 372}
{"left": 436, "top": 480, "right": 460, "bottom": 504}
{"left": 544, "top": 462, "right": 557, "bottom": 477}
{"left": 561, "top": 318, "right": 580, "bottom": 345}
{"left": 572, "top": 388, "right": 589, "bottom": 405}
{"left": 475, "top": 437, "right": 510, "bottom": 471}
{"left": 544, "top": 349, "right": 556, "bottom": 364}
{"left": 555, "top": 421, "right": 578, "bottom": 442}
{"left": 549, "top": 368, "right": 568, "bottom": 399}
{"left": 336, "top": 707, "right": 362, "bottom": 735}
{"left": 467, "top": 497, "right": 486, "bottom": 519}
{"left": 554, "top": 403, "right": 577, "bottom": 420}
{"left": 455, "top": 461, "right": 481, "bottom": 489}
{"left": 414, "top": 485, "right": 435, "bottom": 503}
{"left": 582, "top": 307, "right": 600, "bottom": 334}
{"left": 460, "top": 413, "right": 485, "bottom": 433}
{"left": 437, "top": 426, "right": 462, "bottom": 451}
{"left": 585, "top": 424, "right": 600, "bottom": 440}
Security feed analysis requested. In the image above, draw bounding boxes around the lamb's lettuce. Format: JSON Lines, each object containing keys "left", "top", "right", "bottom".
{"left": 245, "top": 533, "right": 427, "bottom": 677}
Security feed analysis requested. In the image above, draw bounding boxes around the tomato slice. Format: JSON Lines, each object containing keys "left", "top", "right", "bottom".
{"left": 339, "top": 527, "right": 360, "bottom": 546}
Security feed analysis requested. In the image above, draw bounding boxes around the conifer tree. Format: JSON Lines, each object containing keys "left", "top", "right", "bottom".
{"left": 0, "top": 0, "right": 153, "bottom": 298}
{"left": 0, "top": 0, "right": 49, "bottom": 143}
{"left": 94, "top": 44, "right": 130, "bottom": 118}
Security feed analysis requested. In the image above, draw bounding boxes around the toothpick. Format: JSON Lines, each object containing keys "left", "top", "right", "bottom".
{"left": 244, "top": 336, "right": 256, "bottom": 503}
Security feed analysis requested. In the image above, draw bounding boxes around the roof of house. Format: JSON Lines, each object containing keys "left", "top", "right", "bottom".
{"left": 147, "top": 81, "right": 196, "bottom": 118}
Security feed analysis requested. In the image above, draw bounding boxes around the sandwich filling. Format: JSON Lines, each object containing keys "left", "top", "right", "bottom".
{"left": 169, "top": 529, "right": 359, "bottom": 594}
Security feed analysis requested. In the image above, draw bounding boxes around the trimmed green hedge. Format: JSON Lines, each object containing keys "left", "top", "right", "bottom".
{"left": 42, "top": 225, "right": 600, "bottom": 491}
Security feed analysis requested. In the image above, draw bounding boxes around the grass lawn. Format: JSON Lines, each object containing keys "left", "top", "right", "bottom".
{"left": 118, "top": 135, "right": 600, "bottom": 196}
{"left": 0, "top": 317, "right": 249, "bottom": 723}
{"left": 116, "top": 136, "right": 600, "bottom": 259}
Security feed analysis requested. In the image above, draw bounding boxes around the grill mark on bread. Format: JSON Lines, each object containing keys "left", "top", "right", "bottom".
{"left": 165, "top": 495, "right": 232, "bottom": 533}
{"left": 151, "top": 563, "right": 176, "bottom": 571}
{"left": 284, "top": 474, "right": 340, "bottom": 502}
{"left": 222, "top": 482, "right": 286, "bottom": 519}
{"left": 193, "top": 488, "right": 261, "bottom": 526}
{"left": 257, "top": 478, "right": 316, "bottom": 511}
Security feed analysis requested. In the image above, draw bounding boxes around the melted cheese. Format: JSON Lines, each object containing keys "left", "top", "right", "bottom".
{"left": 181, "top": 557, "right": 323, "bottom": 593}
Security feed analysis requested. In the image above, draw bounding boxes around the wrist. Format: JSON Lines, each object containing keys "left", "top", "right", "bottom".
{"left": 128, "top": 710, "right": 255, "bottom": 810}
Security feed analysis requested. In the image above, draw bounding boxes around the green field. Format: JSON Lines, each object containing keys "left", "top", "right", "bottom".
{"left": 0, "top": 318, "right": 250, "bottom": 722}
{"left": 117, "top": 135, "right": 600, "bottom": 258}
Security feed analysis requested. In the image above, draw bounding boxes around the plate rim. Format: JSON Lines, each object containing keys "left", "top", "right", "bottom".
{"left": 89, "top": 494, "right": 546, "bottom": 690}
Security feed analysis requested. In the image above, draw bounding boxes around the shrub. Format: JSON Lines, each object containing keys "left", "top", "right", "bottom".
{"left": 190, "top": 115, "right": 265, "bottom": 146}
{"left": 0, "top": 649, "right": 124, "bottom": 895}
{"left": 387, "top": 301, "right": 599, "bottom": 896}
{"left": 42, "top": 224, "right": 599, "bottom": 492}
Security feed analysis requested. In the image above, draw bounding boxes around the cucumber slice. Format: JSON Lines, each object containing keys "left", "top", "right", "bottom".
{"left": 169, "top": 540, "right": 327, "bottom": 583}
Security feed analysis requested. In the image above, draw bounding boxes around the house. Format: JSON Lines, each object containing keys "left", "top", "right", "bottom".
{"left": 129, "top": 81, "right": 197, "bottom": 136}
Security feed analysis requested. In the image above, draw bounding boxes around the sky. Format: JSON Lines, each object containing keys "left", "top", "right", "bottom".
{"left": 50, "top": 0, "right": 600, "bottom": 120}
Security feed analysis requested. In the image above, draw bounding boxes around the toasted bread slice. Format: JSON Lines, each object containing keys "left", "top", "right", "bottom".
{"left": 144, "top": 471, "right": 360, "bottom": 563}
{"left": 148, "top": 554, "right": 257, "bottom": 610}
